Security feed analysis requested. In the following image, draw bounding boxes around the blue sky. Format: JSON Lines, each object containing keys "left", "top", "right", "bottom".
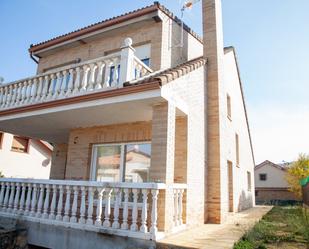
{"left": 1, "top": 0, "right": 309, "bottom": 163}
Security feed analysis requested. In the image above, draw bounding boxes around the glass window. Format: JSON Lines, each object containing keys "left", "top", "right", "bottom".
{"left": 235, "top": 133, "right": 240, "bottom": 166}
{"left": 124, "top": 143, "right": 151, "bottom": 183}
{"left": 227, "top": 94, "right": 232, "bottom": 119}
{"left": 247, "top": 171, "right": 251, "bottom": 192}
{"left": 11, "top": 136, "right": 29, "bottom": 153}
{"left": 259, "top": 173, "right": 267, "bottom": 181}
{"left": 94, "top": 145, "right": 121, "bottom": 182}
{"left": 91, "top": 142, "right": 151, "bottom": 183}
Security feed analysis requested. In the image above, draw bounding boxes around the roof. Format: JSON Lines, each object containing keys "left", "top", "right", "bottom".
{"left": 29, "top": 1, "right": 203, "bottom": 54}
{"left": 255, "top": 160, "right": 287, "bottom": 171}
{"left": 125, "top": 56, "right": 207, "bottom": 86}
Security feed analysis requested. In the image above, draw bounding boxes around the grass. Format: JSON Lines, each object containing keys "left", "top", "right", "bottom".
{"left": 233, "top": 206, "right": 309, "bottom": 249}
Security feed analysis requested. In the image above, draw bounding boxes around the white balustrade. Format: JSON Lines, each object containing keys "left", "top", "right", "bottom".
{"left": 0, "top": 38, "right": 152, "bottom": 111}
{"left": 0, "top": 178, "right": 184, "bottom": 241}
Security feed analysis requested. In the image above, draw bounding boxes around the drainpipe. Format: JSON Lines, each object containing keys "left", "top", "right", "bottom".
{"left": 30, "top": 52, "right": 39, "bottom": 64}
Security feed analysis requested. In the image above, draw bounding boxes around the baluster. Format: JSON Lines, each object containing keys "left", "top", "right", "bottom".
{"left": 42, "top": 184, "right": 50, "bottom": 219}
{"left": 18, "top": 183, "right": 26, "bottom": 214}
{"left": 81, "top": 65, "right": 90, "bottom": 91}
{"left": 140, "top": 189, "right": 148, "bottom": 233}
{"left": 72, "top": 67, "right": 81, "bottom": 94}
{"left": 48, "top": 184, "right": 57, "bottom": 220}
{"left": 53, "top": 72, "right": 62, "bottom": 99}
{"left": 130, "top": 188, "right": 138, "bottom": 231}
{"left": 47, "top": 74, "right": 55, "bottom": 99}
{"left": 30, "top": 183, "right": 37, "bottom": 217}
{"left": 66, "top": 69, "right": 74, "bottom": 96}
{"left": 141, "top": 67, "right": 148, "bottom": 77}
{"left": 87, "top": 63, "right": 97, "bottom": 90}
{"left": 103, "top": 60, "right": 112, "bottom": 88}
{"left": 78, "top": 186, "right": 86, "bottom": 224}
{"left": 95, "top": 61, "right": 105, "bottom": 90}
{"left": 63, "top": 185, "right": 71, "bottom": 222}
{"left": 15, "top": 83, "right": 22, "bottom": 106}
{"left": 3, "top": 183, "right": 10, "bottom": 211}
{"left": 56, "top": 185, "right": 64, "bottom": 220}
{"left": 111, "top": 58, "right": 119, "bottom": 86}
{"left": 25, "top": 80, "right": 32, "bottom": 103}
{"left": 24, "top": 183, "right": 32, "bottom": 215}
{"left": 121, "top": 188, "right": 129, "bottom": 230}
{"left": 5, "top": 85, "right": 13, "bottom": 107}
{"left": 20, "top": 81, "right": 27, "bottom": 104}
{"left": 178, "top": 189, "right": 184, "bottom": 225}
{"left": 1, "top": 86, "right": 8, "bottom": 107}
{"left": 41, "top": 75, "right": 49, "bottom": 101}
{"left": 8, "top": 182, "right": 15, "bottom": 212}
{"left": 70, "top": 186, "right": 78, "bottom": 223}
{"left": 150, "top": 189, "right": 159, "bottom": 238}
{"left": 0, "top": 88, "right": 4, "bottom": 107}
{"left": 10, "top": 84, "right": 18, "bottom": 107}
{"left": 173, "top": 189, "right": 179, "bottom": 226}
{"left": 0, "top": 182, "right": 5, "bottom": 209}
{"left": 86, "top": 186, "right": 94, "bottom": 225}
{"left": 36, "top": 184, "right": 44, "bottom": 218}
{"left": 35, "top": 77, "right": 43, "bottom": 102}
{"left": 112, "top": 188, "right": 120, "bottom": 229}
{"left": 13, "top": 183, "right": 21, "bottom": 214}
{"left": 59, "top": 70, "right": 68, "bottom": 97}
{"left": 103, "top": 188, "right": 112, "bottom": 228}
{"left": 30, "top": 78, "right": 38, "bottom": 103}
{"left": 135, "top": 64, "right": 142, "bottom": 79}
{"left": 95, "top": 187, "right": 104, "bottom": 226}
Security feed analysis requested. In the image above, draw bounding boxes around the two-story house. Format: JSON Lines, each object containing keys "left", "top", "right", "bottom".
{"left": 0, "top": 1, "right": 255, "bottom": 248}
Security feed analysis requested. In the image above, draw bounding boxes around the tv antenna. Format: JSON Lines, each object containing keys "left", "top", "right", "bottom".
{"left": 175, "top": 0, "right": 201, "bottom": 48}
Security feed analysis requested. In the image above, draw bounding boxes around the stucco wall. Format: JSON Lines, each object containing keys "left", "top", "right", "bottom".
{"left": 255, "top": 164, "right": 289, "bottom": 188}
{"left": 0, "top": 133, "right": 51, "bottom": 179}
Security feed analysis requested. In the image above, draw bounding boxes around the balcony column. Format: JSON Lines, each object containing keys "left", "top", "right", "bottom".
{"left": 150, "top": 102, "right": 176, "bottom": 233}
{"left": 119, "top": 38, "right": 135, "bottom": 86}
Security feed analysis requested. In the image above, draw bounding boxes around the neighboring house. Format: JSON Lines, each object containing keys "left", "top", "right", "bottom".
{"left": 255, "top": 160, "right": 300, "bottom": 204}
{"left": 0, "top": 131, "right": 52, "bottom": 179}
{"left": 0, "top": 1, "right": 255, "bottom": 248}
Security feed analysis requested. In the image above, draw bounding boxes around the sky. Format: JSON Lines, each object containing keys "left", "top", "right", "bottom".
{"left": 0, "top": 0, "right": 309, "bottom": 164}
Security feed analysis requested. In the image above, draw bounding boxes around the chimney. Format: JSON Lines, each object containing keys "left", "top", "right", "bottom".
{"left": 203, "top": 0, "right": 226, "bottom": 223}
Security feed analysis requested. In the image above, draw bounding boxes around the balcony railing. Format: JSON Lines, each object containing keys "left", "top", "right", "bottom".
{"left": 0, "top": 178, "right": 186, "bottom": 240}
{"left": 0, "top": 38, "right": 152, "bottom": 111}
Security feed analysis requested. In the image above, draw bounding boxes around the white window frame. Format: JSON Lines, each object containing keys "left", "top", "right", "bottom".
{"left": 90, "top": 141, "right": 151, "bottom": 182}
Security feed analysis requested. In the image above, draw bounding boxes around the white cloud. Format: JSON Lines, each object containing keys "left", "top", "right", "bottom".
{"left": 249, "top": 104, "right": 309, "bottom": 164}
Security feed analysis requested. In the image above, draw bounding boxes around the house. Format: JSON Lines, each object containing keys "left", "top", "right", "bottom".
{"left": 0, "top": 0, "right": 255, "bottom": 248}
{"left": 0, "top": 131, "right": 52, "bottom": 179}
{"left": 255, "top": 160, "right": 300, "bottom": 204}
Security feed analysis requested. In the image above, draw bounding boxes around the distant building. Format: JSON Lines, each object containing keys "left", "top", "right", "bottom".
{"left": 254, "top": 160, "right": 300, "bottom": 204}
{"left": 0, "top": 132, "right": 52, "bottom": 179}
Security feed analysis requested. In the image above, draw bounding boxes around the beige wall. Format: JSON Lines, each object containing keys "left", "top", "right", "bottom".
{"left": 255, "top": 164, "right": 289, "bottom": 188}
{"left": 255, "top": 189, "right": 300, "bottom": 202}
{"left": 0, "top": 133, "right": 51, "bottom": 179}
{"left": 49, "top": 143, "right": 68, "bottom": 180}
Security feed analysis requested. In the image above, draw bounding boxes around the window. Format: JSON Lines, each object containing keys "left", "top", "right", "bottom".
{"left": 91, "top": 142, "right": 151, "bottom": 183}
{"left": 259, "top": 173, "right": 267, "bottom": 181}
{"left": 227, "top": 94, "right": 232, "bottom": 120}
{"left": 235, "top": 133, "right": 239, "bottom": 166}
{"left": 11, "top": 136, "right": 29, "bottom": 153}
{"left": 255, "top": 190, "right": 259, "bottom": 196}
{"left": 247, "top": 171, "right": 252, "bottom": 191}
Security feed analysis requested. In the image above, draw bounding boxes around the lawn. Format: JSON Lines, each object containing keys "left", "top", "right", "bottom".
{"left": 233, "top": 206, "right": 309, "bottom": 249}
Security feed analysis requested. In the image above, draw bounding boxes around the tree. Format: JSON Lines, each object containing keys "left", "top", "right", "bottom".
{"left": 286, "top": 154, "right": 309, "bottom": 198}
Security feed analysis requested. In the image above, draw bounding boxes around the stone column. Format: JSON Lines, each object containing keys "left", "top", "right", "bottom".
{"left": 150, "top": 102, "right": 176, "bottom": 232}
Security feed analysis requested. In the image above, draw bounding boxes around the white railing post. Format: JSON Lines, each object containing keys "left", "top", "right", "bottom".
{"left": 49, "top": 184, "right": 57, "bottom": 220}
{"left": 121, "top": 188, "right": 129, "bottom": 230}
{"left": 13, "top": 182, "right": 21, "bottom": 214}
{"left": 18, "top": 183, "right": 26, "bottom": 214}
{"left": 8, "top": 182, "right": 15, "bottom": 212}
{"left": 30, "top": 183, "right": 38, "bottom": 217}
{"left": 42, "top": 184, "right": 50, "bottom": 219}
{"left": 95, "top": 61, "right": 105, "bottom": 90}
{"left": 72, "top": 67, "right": 81, "bottom": 94}
{"left": 112, "top": 188, "right": 120, "bottom": 229}
{"left": 63, "top": 185, "right": 71, "bottom": 222}
{"left": 78, "top": 186, "right": 86, "bottom": 224}
{"left": 56, "top": 185, "right": 64, "bottom": 221}
{"left": 173, "top": 189, "right": 179, "bottom": 226}
{"left": 86, "top": 186, "right": 94, "bottom": 225}
{"left": 119, "top": 38, "right": 135, "bottom": 86}
{"left": 140, "top": 189, "right": 148, "bottom": 233}
{"left": 0, "top": 182, "right": 5, "bottom": 210}
{"left": 178, "top": 189, "right": 184, "bottom": 225}
{"left": 36, "top": 184, "right": 44, "bottom": 218}
{"left": 24, "top": 183, "right": 32, "bottom": 215}
{"left": 103, "top": 188, "right": 112, "bottom": 228}
{"left": 130, "top": 188, "right": 138, "bottom": 232}
{"left": 66, "top": 69, "right": 74, "bottom": 96}
{"left": 150, "top": 189, "right": 159, "bottom": 239}
{"left": 95, "top": 187, "right": 104, "bottom": 226}
{"left": 70, "top": 186, "right": 79, "bottom": 223}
